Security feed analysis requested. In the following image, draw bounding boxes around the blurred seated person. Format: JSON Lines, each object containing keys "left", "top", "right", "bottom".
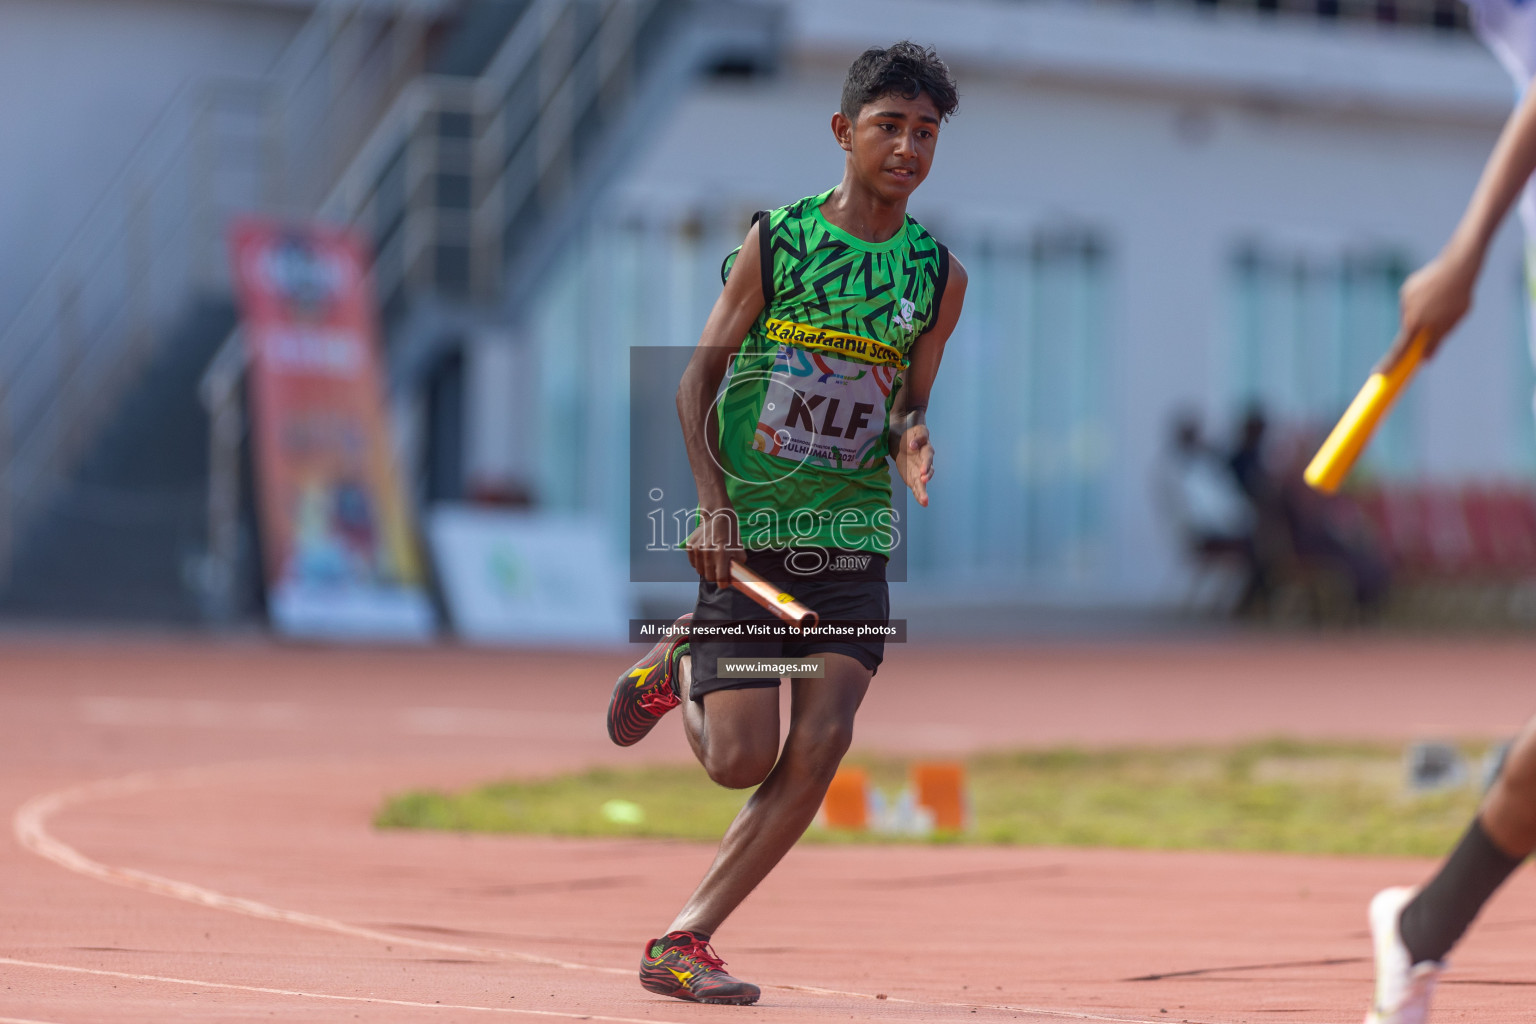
{"left": 1272, "top": 427, "right": 1393, "bottom": 615}
{"left": 1228, "top": 404, "right": 1274, "bottom": 505}
{"left": 1158, "top": 411, "right": 1271, "bottom": 614}
{"left": 1226, "top": 403, "right": 1296, "bottom": 587}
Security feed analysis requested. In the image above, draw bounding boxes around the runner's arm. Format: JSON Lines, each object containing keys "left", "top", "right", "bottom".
{"left": 677, "top": 221, "right": 767, "bottom": 588}
{"left": 890, "top": 258, "right": 968, "bottom": 508}
{"left": 1386, "top": 82, "right": 1536, "bottom": 369}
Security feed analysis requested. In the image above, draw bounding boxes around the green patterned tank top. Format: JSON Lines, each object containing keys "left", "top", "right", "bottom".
{"left": 717, "top": 188, "right": 948, "bottom": 553}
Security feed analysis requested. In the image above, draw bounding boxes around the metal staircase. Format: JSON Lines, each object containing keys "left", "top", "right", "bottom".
{"left": 313, "top": 0, "right": 782, "bottom": 381}
{"left": 198, "top": 0, "right": 782, "bottom": 622}
{"left": 0, "top": 0, "right": 782, "bottom": 623}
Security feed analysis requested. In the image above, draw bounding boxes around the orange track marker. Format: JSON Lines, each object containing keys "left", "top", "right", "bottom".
{"left": 821, "top": 767, "right": 869, "bottom": 830}
{"left": 912, "top": 761, "right": 967, "bottom": 832}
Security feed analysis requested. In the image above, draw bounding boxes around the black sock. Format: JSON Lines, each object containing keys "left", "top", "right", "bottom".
{"left": 1399, "top": 818, "right": 1524, "bottom": 963}
{"left": 664, "top": 928, "right": 708, "bottom": 946}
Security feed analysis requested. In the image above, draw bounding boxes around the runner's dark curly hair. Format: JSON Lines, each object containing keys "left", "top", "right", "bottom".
{"left": 841, "top": 41, "right": 959, "bottom": 122}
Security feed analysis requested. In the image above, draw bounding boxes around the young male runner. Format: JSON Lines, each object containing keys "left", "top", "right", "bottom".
{"left": 606, "top": 41, "right": 967, "bottom": 1005}
{"left": 1361, "top": 3, "right": 1536, "bottom": 1020}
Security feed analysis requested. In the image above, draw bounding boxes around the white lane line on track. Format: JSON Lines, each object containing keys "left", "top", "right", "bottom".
{"left": 14, "top": 764, "right": 1175, "bottom": 1024}
{"left": 77, "top": 698, "right": 310, "bottom": 730}
{"left": 75, "top": 698, "right": 597, "bottom": 739}
{"left": 0, "top": 1015, "right": 71, "bottom": 1024}
{"left": 12, "top": 768, "right": 625, "bottom": 975}
{"left": 0, "top": 957, "right": 685, "bottom": 1024}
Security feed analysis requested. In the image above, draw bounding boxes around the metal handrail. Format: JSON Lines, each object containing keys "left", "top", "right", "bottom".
{"left": 0, "top": 80, "right": 236, "bottom": 578}
{"left": 307, "top": 0, "right": 663, "bottom": 307}
{"left": 195, "top": 0, "right": 676, "bottom": 619}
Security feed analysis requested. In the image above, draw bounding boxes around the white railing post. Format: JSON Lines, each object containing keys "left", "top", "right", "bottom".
{"left": 191, "top": 86, "right": 219, "bottom": 293}
{"left": 0, "top": 388, "right": 11, "bottom": 592}
{"left": 56, "top": 274, "right": 82, "bottom": 467}
{"left": 200, "top": 336, "right": 247, "bottom": 623}
{"left": 127, "top": 179, "right": 154, "bottom": 378}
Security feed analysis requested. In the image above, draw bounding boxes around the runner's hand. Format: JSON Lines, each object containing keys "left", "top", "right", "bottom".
{"left": 894, "top": 424, "right": 934, "bottom": 508}
{"left": 1382, "top": 247, "right": 1480, "bottom": 372}
{"left": 685, "top": 515, "right": 738, "bottom": 589}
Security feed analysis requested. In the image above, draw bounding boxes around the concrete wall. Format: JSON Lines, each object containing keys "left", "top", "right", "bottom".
{"left": 0, "top": 0, "right": 318, "bottom": 331}
{"left": 528, "top": 0, "right": 1534, "bottom": 604}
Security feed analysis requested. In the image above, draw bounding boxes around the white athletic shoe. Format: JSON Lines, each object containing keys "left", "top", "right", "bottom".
{"left": 1365, "top": 886, "right": 1445, "bottom": 1024}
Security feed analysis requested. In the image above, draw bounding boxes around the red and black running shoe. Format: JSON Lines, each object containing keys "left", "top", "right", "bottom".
{"left": 606, "top": 613, "right": 691, "bottom": 747}
{"left": 639, "top": 930, "right": 760, "bottom": 1005}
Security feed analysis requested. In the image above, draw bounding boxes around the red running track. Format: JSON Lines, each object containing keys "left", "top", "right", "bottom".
{"left": 0, "top": 634, "right": 1533, "bottom": 1023}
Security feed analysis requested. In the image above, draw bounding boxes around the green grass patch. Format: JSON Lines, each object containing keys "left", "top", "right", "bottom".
{"left": 376, "top": 739, "right": 1489, "bottom": 856}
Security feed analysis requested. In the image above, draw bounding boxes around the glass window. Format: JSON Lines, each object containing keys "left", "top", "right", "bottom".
{"left": 909, "top": 228, "right": 1112, "bottom": 589}
{"left": 1228, "top": 242, "right": 1415, "bottom": 480}
{"left": 530, "top": 212, "right": 1113, "bottom": 593}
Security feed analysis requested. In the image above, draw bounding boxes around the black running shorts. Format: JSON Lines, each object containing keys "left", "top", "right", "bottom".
{"left": 688, "top": 547, "right": 889, "bottom": 700}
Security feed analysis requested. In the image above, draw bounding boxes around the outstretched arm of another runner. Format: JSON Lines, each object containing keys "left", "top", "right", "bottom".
{"left": 678, "top": 222, "right": 768, "bottom": 588}
{"left": 1386, "top": 80, "right": 1536, "bottom": 370}
{"left": 890, "top": 258, "right": 968, "bottom": 508}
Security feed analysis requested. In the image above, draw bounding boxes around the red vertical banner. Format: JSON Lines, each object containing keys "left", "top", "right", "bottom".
{"left": 230, "top": 219, "right": 435, "bottom": 640}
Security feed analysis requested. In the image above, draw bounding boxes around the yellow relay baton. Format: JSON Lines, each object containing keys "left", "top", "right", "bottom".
{"left": 1304, "top": 333, "right": 1428, "bottom": 494}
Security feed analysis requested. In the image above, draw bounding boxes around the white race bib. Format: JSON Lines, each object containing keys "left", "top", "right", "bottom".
{"left": 753, "top": 345, "right": 898, "bottom": 468}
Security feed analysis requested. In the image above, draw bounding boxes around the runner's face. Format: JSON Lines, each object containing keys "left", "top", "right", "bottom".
{"left": 837, "top": 93, "right": 941, "bottom": 202}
